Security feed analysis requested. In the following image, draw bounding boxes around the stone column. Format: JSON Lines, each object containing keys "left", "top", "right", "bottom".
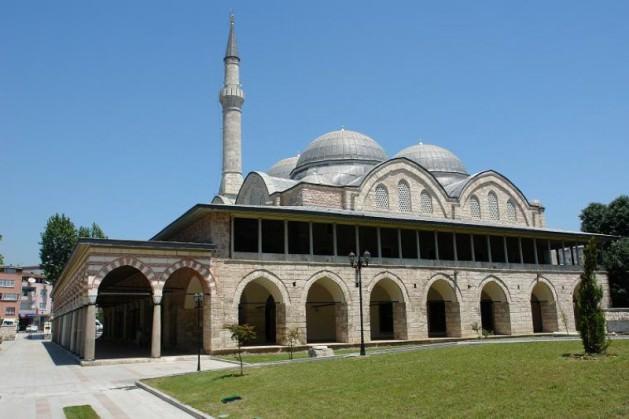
{"left": 151, "top": 295, "right": 162, "bottom": 358}
{"left": 84, "top": 299, "right": 97, "bottom": 361}
{"left": 203, "top": 293, "right": 212, "bottom": 353}
{"left": 70, "top": 311, "right": 77, "bottom": 353}
{"left": 122, "top": 304, "right": 128, "bottom": 342}
{"left": 78, "top": 307, "right": 85, "bottom": 358}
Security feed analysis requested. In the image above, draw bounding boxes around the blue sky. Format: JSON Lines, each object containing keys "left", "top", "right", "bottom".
{"left": 1, "top": 1, "right": 628, "bottom": 265}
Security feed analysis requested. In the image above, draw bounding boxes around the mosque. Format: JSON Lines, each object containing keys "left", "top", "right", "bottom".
{"left": 51, "top": 17, "right": 610, "bottom": 362}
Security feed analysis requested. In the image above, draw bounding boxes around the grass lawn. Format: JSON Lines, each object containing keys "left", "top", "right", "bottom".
{"left": 146, "top": 340, "right": 629, "bottom": 418}
{"left": 63, "top": 405, "right": 99, "bottom": 419}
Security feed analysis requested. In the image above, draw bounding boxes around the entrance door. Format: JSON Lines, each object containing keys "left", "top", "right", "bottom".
{"left": 265, "top": 296, "right": 276, "bottom": 344}
{"left": 428, "top": 301, "right": 446, "bottom": 337}
{"left": 379, "top": 302, "right": 394, "bottom": 338}
{"left": 480, "top": 300, "right": 494, "bottom": 332}
{"left": 531, "top": 300, "right": 543, "bottom": 333}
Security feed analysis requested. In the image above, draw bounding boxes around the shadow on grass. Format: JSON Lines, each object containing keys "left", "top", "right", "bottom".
{"left": 561, "top": 352, "right": 617, "bottom": 360}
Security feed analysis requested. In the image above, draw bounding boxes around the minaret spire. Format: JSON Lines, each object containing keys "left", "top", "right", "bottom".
{"left": 218, "top": 14, "right": 245, "bottom": 199}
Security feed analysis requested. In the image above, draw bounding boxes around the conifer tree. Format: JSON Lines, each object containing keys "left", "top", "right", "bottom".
{"left": 577, "top": 238, "right": 608, "bottom": 354}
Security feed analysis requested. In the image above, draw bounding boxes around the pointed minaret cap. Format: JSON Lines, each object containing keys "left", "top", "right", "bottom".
{"left": 225, "top": 14, "right": 239, "bottom": 60}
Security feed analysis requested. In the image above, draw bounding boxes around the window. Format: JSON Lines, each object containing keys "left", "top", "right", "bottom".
{"left": 336, "top": 224, "right": 356, "bottom": 256}
{"left": 420, "top": 191, "right": 433, "bottom": 214}
{"left": 288, "top": 221, "right": 310, "bottom": 254}
{"left": 0, "top": 293, "right": 18, "bottom": 301}
{"left": 488, "top": 191, "right": 500, "bottom": 220}
{"left": 375, "top": 185, "right": 389, "bottom": 209}
{"left": 5, "top": 307, "right": 15, "bottom": 316}
{"left": 398, "top": 181, "right": 411, "bottom": 212}
{"left": 0, "top": 279, "right": 15, "bottom": 288}
{"left": 358, "top": 226, "right": 379, "bottom": 257}
{"left": 380, "top": 228, "right": 399, "bottom": 258}
{"left": 234, "top": 218, "right": 259, "bottom": 252}
{"left": 506, "top": 199, "right": 517, "bottom": 222}
{"left": 39, "top": 303, "right": 46, "bottom": 309}
{"left": 469, "top": 195, "right": 481, "bottom": 219}
{"left": 261, "top": 219, "right": 284, "bottom": 253}
{"left": 312, "top": 223, "right": 334, "bottom": 255}
{"left": 400, "top": 229, "right": 418, "bottom": 259}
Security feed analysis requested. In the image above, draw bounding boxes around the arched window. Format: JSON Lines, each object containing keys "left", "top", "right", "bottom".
{"left": 398, "top": 181, "right": 411, "bottom": 212}
{"left": 488, "top": 191, "right": 500, "bottom": 220}
{"left": 420, "top": 190, "right": 433, "bottom": 214}
{"left": 506, "top": 199, "right": 517, "bottom": 221}
{"left": 470, "top": 195, "right": 481, "bottom": 219}
{"left": 375, "top": 184, "right": 389, "bottom": 209}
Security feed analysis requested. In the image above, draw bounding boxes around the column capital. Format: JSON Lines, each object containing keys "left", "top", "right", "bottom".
{"left": 152, "top": 294, "right": 163, "bottom": 305}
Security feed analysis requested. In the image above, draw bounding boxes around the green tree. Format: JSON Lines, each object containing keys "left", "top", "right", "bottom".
{"left": 225, "top": 323, "right": 256, "bottom": 376}
{"left": 580, "top": 202, "right": 608, "bottom": 234}
{"left": 40, "top": 214, "right": 78, "bottom": 285}
{"left": 579, "top": 195, "right": 629, "bottom": 306}
{"left": 603, "top": 238, "right": 629, "bottom": 306}
{"left": 0, "top": 234, "right": 4, "bottom": 266}
{"left": 78, "top": 222, "right": 107, "bottom": 239}
{"left": 577, "top": 239, "right": 608, "bottom": 354}
{"left": 602, "top": 195, "right": 629, "bottom": 237}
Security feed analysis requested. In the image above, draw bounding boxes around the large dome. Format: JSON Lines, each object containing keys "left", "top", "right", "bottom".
{"left": 395, "top": 143, "right": 467, "bottom": 175}
{"left": 267, "top": 155, "right": 299, "bottom": 178}
{"left": 292, "top": 129, "right": 387, "bottom": 177}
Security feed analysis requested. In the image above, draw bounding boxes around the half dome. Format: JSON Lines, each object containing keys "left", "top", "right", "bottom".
{"left": 395, "top": 143, "right": 467, "bottom": 175}
{"left": 267, "top": 155, "right": 299, "bottom": 178}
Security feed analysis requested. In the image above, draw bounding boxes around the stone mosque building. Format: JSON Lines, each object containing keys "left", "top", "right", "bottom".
{"left": 51, "top": 17, "right": 610, "bottom": 362}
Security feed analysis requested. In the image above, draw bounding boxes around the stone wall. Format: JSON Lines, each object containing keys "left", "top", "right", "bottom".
{"left": 605, "top": 308, "right": 629, "bottom": 334}
{"left": 208, "top": 258, "right": 607, "bottom": 351}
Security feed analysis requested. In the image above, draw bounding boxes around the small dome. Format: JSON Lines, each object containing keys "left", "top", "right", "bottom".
{"left": 267, "top": 155, "right": 299, "bottom": 178}
{"left": 395, "top": 143, "right": 467, "bottom": 175}
{"left": 293, "top": 129, "right": 387, "bottom": 178}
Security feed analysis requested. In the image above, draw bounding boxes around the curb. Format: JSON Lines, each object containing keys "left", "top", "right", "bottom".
{"left": 136, "top": 380, "right": 213, "bottom": 419}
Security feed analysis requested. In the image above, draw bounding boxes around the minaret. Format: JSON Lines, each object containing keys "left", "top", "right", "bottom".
{"left": 218, "top": 14, "right": 245, "bottom": 198}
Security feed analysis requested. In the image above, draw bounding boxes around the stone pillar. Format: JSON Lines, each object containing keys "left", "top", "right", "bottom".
{"left": 335, "top": 303, "right": 349, "bottom": 343}
{"left": 151, "top": 295, "right": 162, "bottom": 358}
{"left": 122, "top": 304, "right": 128, "bottom": 342}
{"left": 78, "top": 307, "right": 85, "bottom": 358}
{"left": 203, "top": 293, "right": 212, "bottom": 353}
{"left": 69, "top": 311, "right": 77, "bottom": 353}
{"left": 393, "top": 302, "right": 408, "bottom": 340}
{"left": 84, "top": 302, "right": 97, "bottom": 361}
{"left": 445, "top": 302, "right": 462, "bottom": 337}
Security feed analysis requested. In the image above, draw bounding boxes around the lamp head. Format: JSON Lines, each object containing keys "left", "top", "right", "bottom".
{"left": 363, "top": 250, "right": 370, "bottom": 266}
{"left": 348, "top": 251, "right": 356, "bottom": 267}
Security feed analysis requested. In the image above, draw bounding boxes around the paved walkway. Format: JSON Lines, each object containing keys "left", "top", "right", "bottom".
{"left": 0, "top": 334, "right": 233, "bottom": 419}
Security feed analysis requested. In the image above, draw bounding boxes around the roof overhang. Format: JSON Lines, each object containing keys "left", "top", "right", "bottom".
{"left": 152, "top": 203, "right": 616, "bottom": 242}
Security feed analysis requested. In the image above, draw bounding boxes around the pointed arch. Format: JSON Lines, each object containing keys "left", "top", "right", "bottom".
{"left": 92, "top": 256, "right": 157, "bottom": 292}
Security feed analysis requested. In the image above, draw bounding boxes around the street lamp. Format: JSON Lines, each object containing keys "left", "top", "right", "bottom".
{"left": 349, "top": 250, "right": 370, "bottom": 356}
{"left": 193, "top": 292, "right": 204, "bottom": 372}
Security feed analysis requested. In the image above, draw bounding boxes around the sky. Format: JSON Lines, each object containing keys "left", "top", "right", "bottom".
{"left": 1, "top": 1, "right": 628, "bottom": 265}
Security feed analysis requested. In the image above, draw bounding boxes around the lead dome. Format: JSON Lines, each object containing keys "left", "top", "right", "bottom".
{"left": 291, "top": 129, "right": 387, "bottom": 185}
{"left": 267, "top": 155, "right": 299, "bottom": 178}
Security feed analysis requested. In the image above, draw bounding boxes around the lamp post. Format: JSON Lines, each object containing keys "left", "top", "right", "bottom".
{"left": 193, "top": 292, "right": 204, "bottom": 372}
{"left": 349, "top": 250, "right": 370, "bottom": 356}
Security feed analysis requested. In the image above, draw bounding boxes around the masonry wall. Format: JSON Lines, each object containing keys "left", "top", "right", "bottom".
{"left": 208, "top": 258, "right": 608, "bottom": 351}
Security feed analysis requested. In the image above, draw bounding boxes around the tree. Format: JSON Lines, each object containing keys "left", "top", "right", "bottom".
{"left": 576, "top": 239, "right": 608, "bottom": 354}
{"left": 579, "top": 195, "right": 629, "bottom": 306}
{"left": 580, "top": 203, "right": 608, "bottom": 234}
{"left": 286, "top": 327, "right": 301, "bottom": 360}
{"left": 0, "top": 234, "right": 4, "bottom": 266}
{"left": 78, "top": 222, "right": 107, "bottom": 239}
{"left": 602, "top": 195, "right": 629, "bottom": 237}
{"left": 225, "top": 323, "right": 256, "bottom": 376}
{"left": 603, "top": 238, "right": 629, "bottom": 306}
{"left": 40, "top": 214, "right": 77, "bottom": 285}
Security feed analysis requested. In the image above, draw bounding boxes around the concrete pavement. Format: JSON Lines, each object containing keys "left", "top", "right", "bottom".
{"left": 0, "top": 334, "right": 233, "bottom": 418}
